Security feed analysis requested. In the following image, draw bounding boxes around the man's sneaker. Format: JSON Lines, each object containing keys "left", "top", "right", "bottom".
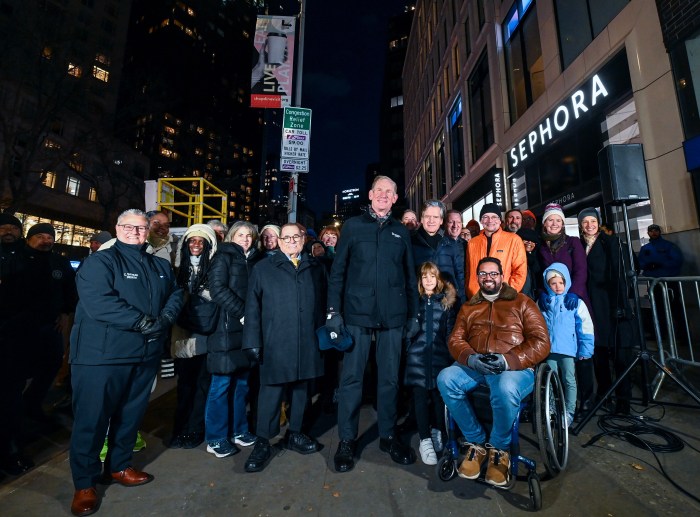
{"left": 565, "top": 412, "right": 574, "bottom": 428}
{"left": 233, "top": 431, "right": 257, "bottom": 447}
{"left": 431, "top": 428, "right": 444, "bottom": 453}
{"left": 206, "top": 439, "right": 240, "bottom": 458}
{"left": 419, "top": 438, "right": 437, "bottom": 465}
{"left": 485, "top": 447, "right": 511, "bottom": 487}
{"left": 458, "top": 442, "right": 487, "bottom": 479}
{"left": 133, "top": 431, "right": 146, "bottom": 452}
{"left": 99, "top": 438, "right": 109, "bottom": 463}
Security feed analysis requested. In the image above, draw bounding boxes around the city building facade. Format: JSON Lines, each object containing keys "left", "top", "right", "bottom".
{"left": 403, "top": 0, "right": 699, "bottom": 269}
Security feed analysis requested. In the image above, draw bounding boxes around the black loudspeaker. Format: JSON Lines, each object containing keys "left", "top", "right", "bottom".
{"left": 597, "top": 143, "right": 650, "bottom": 205}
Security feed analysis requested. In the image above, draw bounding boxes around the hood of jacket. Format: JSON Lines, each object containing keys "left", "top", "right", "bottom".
{"left": 542, "top": 262, "right": 571, "bottom": 297}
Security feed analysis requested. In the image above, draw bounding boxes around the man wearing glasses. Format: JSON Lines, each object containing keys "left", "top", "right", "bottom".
{"left": 327, "top": 175, "right": 419, "bottom": 472}
{"left": 242, "top": 223, "right": 326, "bottom": 473}
{"left": 465, "top": 203, "right": 527, "bottom": 299}
{"left": 437, "top": 257, "right": 549, "bottom": 487}
{"left": 68, "top": 209, "right": 183, "bottom": 517}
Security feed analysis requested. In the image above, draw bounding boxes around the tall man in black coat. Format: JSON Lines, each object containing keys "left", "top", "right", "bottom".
{"left": 68, "top": 209, "right": 183, "bottom": 517}
{"left": 327, "top": 175, "right": 420, "bottom": 473}
{"left": 242, "top": 222, "right": 327, "bottom": 473}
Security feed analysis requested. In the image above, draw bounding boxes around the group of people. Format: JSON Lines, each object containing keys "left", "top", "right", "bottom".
{"left": 0, "top": 175, "right": 681, "bottom": 516}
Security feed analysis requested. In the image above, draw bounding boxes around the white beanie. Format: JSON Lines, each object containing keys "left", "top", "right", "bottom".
{"left": 542, "top": 203, "right": 565, "bottom": 224}
{"left": 546, "top": 269, "right": 565, "bottom": 283}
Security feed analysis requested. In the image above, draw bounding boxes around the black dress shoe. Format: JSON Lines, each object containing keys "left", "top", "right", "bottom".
{"left": 0, "top": 454, "right": 34, "bottom": 476}
{"left": 379, "top": 436, "right": 416, "bottom": 465}
{"left": 245, "top": 438, "right": 272, "bottom": 472}
{"left": 334, "top": 439, "right": 356, "bottom": 473}
{"left": 181, "top": 432, "right": 204, "bottom": 449}
{"left": 286, "top": 431, "right": 319, "bottom": 454}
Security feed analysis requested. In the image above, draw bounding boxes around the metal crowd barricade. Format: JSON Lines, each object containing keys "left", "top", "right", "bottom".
{"left": 638, "top": 276, "right": 700, "bottom": 399}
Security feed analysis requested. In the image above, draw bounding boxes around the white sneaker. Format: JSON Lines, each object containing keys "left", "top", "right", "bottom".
{"left": 431, "top": 428, "right": 444, "bottom": 453}
{"left": 419, "top": 438, "right": 437, "bottom": 465}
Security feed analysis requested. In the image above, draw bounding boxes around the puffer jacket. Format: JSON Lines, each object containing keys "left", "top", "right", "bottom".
{"left": 207, "top": 242, "right": 261, "bottom": 374}
{"left": 404, "top": 282, "right": 457, "bottom": 389}
{"left": 411, "top": 228, "right": 465, "bottom": 303}
{"left": 448, "top": 283, "right": 550, "bottom": 370}
{"left": 540, "top": 263, "right": 595, "bottom": 359}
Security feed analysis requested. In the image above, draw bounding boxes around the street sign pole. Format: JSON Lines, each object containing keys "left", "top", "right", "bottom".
{"left": 288, "top": 0, "right": 306, "bottom": 224}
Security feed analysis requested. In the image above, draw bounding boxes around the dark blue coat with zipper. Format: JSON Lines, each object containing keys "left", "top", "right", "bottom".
{"left": 404, "top": 283, "right": 457, "bottom": 389}
{"left": 69, "top": 240, "right": 183, "bottom": 366}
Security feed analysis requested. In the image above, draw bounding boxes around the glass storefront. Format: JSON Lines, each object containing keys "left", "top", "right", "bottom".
{"left": 15, "top": 212, "right": 97, "bottom": 249}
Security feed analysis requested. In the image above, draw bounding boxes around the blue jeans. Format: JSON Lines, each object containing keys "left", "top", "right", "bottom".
{"left": 437, "top": 361, "right": 534, "bottom": 450}
{"left": 204, "top": 371, "right": 250, "bottom": 442}
{"left": 546, "top": 354, "right": 576, "bottom": 417}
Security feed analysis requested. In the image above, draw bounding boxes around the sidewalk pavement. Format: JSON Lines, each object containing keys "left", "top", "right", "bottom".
{"left": 1, "top": 376, "right": 700, "bottom": 516}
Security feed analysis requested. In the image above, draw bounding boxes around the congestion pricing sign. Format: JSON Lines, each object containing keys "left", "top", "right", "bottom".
{"left": 281, "top": 107, "right": 311, "bottom": 172}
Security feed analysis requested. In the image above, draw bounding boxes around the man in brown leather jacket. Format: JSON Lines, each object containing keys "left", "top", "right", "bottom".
{"left": 437, "top": 257, "right": 549, "bottom": 487}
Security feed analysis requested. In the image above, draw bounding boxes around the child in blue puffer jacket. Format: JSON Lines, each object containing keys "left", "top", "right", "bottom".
{"left": 539, "top": 262, "right": 594, "bottom": 427}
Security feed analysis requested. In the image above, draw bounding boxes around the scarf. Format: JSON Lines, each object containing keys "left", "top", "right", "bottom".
{"left": 542, "top": 230, "right": 567, "bottom": 254}
{"left": 582, "top": 232, "right": 599, "bottom": 255}
{"left": 368, "top": 206, "right": 391, "bottom": 225}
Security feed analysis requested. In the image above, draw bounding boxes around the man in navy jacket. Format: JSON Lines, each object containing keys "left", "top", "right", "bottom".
{"left": 68, "top": 209, "right": 183, "bottom": 517}
{"left": 326, "top": 176, "right": 419, "bottom": 472}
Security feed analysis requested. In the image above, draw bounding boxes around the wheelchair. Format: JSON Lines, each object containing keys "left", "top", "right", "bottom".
{"left": 435, "top": 363, "right": 568, "bottom": 511}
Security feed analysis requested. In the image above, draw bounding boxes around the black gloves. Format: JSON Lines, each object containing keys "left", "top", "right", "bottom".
{"left": 135, "top": 312, "right": 175, "bottom": 340}
{"left": 563, "top": 293, "right": 579, "bottom": 310}
{"left": 404, "top": 318, "right": 420, "bottom": 339}
{"left": 245, "top": 348, "right": 261, "bottom": 366}
{"left": 467, "top": 353, "right": 508, "bottom": 375}
{"left": 326, "top": 313, "right": 344, "bottom": 338}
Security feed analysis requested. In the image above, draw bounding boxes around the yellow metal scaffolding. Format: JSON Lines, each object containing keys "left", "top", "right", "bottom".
{"left": 156, "top": 177, "right": 227, "bottom": 227}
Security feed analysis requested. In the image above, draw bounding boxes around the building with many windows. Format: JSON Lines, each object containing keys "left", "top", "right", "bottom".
{"left": 118, "top": 0, "right": 263, "bottom": 224}
{"left": 0, "top": 0, "right": 147, "bottom": 255}
{"left": 403, "top": 0, "right": 699, "bottom": 268}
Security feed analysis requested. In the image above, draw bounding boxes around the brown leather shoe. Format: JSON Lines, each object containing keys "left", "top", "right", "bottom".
{"left": 110, "top": 466, "right": 154, "bottom": 487}
{"left": 71, "top": 487, "right": 99, "bottom": 516}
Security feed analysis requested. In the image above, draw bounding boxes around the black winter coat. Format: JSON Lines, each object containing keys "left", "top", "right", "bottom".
{"left": 70, "top": 240, "right": 183, "bottom": 365}
{"left": 411, "top": 228, "right": 466, "bottom": 303}
{"left": 242, "top": 251, "right": 326, "bottom": 385}
{"left": 327, "top": 211, "right": 418, "bottom": 329}
{"left": 584, "top": 232, "right": 632, "bottom": 347}
{"left": 207, "top": 243, "right": 261, "bottom": 374}
{"left": 404, "top": 283, "right": 457, "bottom": 389}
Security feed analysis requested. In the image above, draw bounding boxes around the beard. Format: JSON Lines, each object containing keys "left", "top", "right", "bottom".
{"left": 480, "top": 282, "right": 502, "bottom": 296}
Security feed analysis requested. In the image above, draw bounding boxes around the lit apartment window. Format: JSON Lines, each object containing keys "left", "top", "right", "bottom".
{"left": 469, "top": 51, "right": 494, "bottom": 161}
{"left": 503, "top": 0, "right": 544, "bottom": 123}
{"left": 43, "top": 171, "right": 56, "bottom": 188}
{"left": 88, "top": 187, "right": 98, "bottom": 202}
{"left": 390, "top": 95, "right": 404, "bottom": 107}
{"left": 164, "top": 126, "right": 176, "bottom": 135}
{"left": 42, "top": 46, "right": 53, "bottom": 60}
{"left": 44, "top": 139, "right": 61, "bottom": 149}
{"left": 92, "top": 66, "right": 109, "bottom": 82}
{"left": 67, "top": 63, "right": 82, "bottom": 77}
{"left": 66, "top": 177, "right": 80, "bottom": 196}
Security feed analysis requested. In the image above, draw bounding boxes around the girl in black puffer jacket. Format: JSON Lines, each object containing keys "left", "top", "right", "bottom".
{"left": 405, "top": 262, "right": 457, "bottom": 466}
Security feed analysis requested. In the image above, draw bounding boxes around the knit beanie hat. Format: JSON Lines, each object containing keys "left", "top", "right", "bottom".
{"left": 479, "top": 203, "right": 502, "bottom": 219}
{"left": 90, "top": 231, "right": 113, "bottom": 244}
{"left": 577, "top": 207, "right": 600, "bottom": 225}
{"left": 260, "top": 224, "right": 281, "bottom": 237}
{"left": 26, "top": 222, "right": 55, "bottom": 239}
{"left": 542, "top": 203, "right": 565, "bottom": 224}
{"left": 522, "top": 209, "right": 536, "bottom": 221}
{"left": 0, "top": 212, "right": 22, "bottom": 230}
{"left": 546, "top": 269, "right": 565, "bottom": 284}
{"left": 183, "top": 224, "right": 218, "bottom": 257}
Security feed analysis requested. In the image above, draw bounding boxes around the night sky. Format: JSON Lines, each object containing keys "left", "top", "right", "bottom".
{"left": 299, "top": 1, "right": 410, "bottom": 216}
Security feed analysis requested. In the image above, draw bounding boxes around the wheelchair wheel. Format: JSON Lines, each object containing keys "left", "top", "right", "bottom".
{"left": 436, "top": 454, "right": 457, "bottom": 481}
{"left": 528, "top": 473, "right": 542, "bottom": 511}
{"left": 534, "top": 363, "right": 568, "bottom": 477}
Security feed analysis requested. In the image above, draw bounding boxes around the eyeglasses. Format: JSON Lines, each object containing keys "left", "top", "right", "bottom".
{"left": 481, "top": 215, "right": 500, "bottom": 221}
{"left": 280, "top": 234, "right": 303, "bottom": 243}
{"left": 118, "top": 224, "right": 149, "bottom": 233}
{"left": 477, "top": 271, "right": 501, "bottom": 278}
